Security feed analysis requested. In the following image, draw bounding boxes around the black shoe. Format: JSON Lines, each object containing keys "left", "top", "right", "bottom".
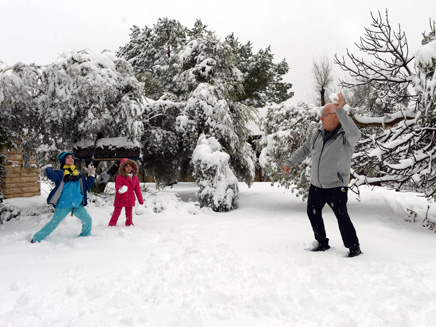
{"left": 348, "top": 247, "right": 362, "bottom": 257}
{"left": 30, "top": 239, "right": 35, "bottom": 243}
{"left": 311, "top": 243, "right": 330, "bottom": 252}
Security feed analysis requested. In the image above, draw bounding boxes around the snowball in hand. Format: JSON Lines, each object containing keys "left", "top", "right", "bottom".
{"left": 329, "top": 92, "right": 340, "bottom": 104}
{"left": 119, "top": 185, "right": 128, "bottom": 194}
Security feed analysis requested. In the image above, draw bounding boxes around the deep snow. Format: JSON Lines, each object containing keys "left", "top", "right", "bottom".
{"left": 1, "top": 182, "right": 436, "bottom": 327}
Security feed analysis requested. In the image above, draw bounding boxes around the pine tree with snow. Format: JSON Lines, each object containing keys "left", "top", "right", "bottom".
{"left": 119, "top": 19, "right": 260, "bottom": 196}
{"left": 226, "top": 34, "right": 294, "bottom": 107}
{"left": 177, "top": 31, "right": 257, "bottom": 186}
{"left": 117, "top": 18, "right": 188, "bottom": 99}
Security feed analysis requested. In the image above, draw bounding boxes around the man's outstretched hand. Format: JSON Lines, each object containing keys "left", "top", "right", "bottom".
{"left": 335, "top": 91, "right": 345, "bottom": 110}
{"left": 283, "top": 165, "right": 291, "bottom": 174}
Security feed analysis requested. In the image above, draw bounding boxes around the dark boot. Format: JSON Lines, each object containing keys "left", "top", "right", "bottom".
{"left": 311, "top": 239, "right": 330, "bottom": 252}
{"left": 348, "top": 244, "right": 363, "bottom": 257}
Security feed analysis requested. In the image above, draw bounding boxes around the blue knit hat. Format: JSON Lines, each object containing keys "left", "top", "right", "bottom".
{"left": 57, "top": 152, "right": 74, "bottom": 167}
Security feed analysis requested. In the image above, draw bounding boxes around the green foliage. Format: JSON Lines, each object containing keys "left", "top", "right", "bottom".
{"left": 226, "top": 34, "right": 294, "bottom": 106}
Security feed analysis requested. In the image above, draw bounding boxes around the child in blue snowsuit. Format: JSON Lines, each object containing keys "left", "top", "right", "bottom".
{"left": 31, "top": 152, "right": 95, "bottom": 243}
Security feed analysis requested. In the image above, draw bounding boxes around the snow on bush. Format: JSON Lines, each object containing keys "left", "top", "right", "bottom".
{"left": 259, "top": 101, "right": 319, "bottom": 199}
{"left": 0, "top": 204, "right": 20, "bottom": 224}
{"left": 192, "top": 135, "right": 239, "bottom": 212}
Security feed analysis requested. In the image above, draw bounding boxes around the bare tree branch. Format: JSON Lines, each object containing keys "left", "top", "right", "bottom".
{"left": 334, "top": 10, "right": 416, "bottom": 107}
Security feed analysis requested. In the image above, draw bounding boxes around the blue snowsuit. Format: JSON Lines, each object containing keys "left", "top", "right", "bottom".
{"left": 32, "top": 167, "right": 95, "bottom": 242}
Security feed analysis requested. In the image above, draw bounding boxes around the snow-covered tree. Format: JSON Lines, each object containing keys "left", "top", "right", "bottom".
{"left": 226, "top": 34, "right": 294, "bottom": 107}
{"left": 259, "top": 101, "right": 319, "bottom": 199}
{"left": 334, "top": 10, "right": 415, "bottom": 113}
{"left": 335, "top": 13, "right": 436, "bottom": 199}
{"left": 192, "top": 135, "right": 239, "bottom": 212}
{"left": 117, "top": 18, "right": 188, "bottom": 99}
{"left": 141, "top": 97, "right": 186, "bottom": 188}
{"left": 0, "top": 62, "right": 43, "bottom": 161}
{"left": 119, "top": 20, "right": 294, "bottom": 106}
{"left": 37, "top": 50, "right": 145, "bottom": 163}
{"left": 176, "top": 32, "right": 257, "bottom": 187}
{"left": 311, "top": 55, "right": 334, "bottom": 106}
{"left": 0, "top": 62, "right": 43, "bottom": 202}
{"left": 346, "top": 82, "right": 398, "bottom": 118}
{"left": 118, "top": 18, "right": 297, "bottom": 207}
{"left": 119, "top": 20, "right": 261, "bottom": 195}
{"left": 351, "top": 33, "right": 436, "bottom": 199}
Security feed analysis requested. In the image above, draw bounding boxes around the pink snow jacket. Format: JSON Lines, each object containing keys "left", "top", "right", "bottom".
{"left": 113, "top": 159, "right": 144, "bottom": 207}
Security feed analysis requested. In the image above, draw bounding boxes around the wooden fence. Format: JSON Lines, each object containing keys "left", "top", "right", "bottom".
{"left": 0, "top": 146, "right": 40, "bottom": 199}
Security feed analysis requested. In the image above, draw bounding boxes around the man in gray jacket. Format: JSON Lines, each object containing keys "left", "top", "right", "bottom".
{"left": 283, "top": 92, "right": 362, "bottom": 257}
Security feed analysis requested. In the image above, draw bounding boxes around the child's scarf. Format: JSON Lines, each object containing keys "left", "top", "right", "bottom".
{"left": 63, "top": 165, "right": 80, "bottom": 182}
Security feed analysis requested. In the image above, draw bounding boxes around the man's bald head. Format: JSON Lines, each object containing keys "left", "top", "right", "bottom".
{"left": 320, "top": 103, "right": 340, "bottom": 131}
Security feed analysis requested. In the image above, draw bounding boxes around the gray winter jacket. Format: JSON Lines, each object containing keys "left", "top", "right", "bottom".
{"left": 284, "top": 107, "right": 360, "bottom": 189}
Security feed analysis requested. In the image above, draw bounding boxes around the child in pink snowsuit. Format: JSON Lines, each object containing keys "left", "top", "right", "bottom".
{"left": 108, "top": 158, "right": 144, "bottom": 226}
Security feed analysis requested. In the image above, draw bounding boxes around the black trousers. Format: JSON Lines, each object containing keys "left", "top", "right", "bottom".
{"left": 307, "top": 184, "right": 359, "bottom": 249}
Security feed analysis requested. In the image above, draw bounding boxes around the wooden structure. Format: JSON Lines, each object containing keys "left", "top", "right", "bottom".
{"left": 0, "top": 146, "right": 40, "bottom": 199}
{"left": 73, "top": 137, "right": 150, "bottom": 182}
{"left": 73, "top": 137, "right": 141, "bottom": 162}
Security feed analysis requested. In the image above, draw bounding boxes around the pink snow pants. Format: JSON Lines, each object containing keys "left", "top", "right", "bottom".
{"left": 109, "top": 206, "right": 133, "bottom": 226}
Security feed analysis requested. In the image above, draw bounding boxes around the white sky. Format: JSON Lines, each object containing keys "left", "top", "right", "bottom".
{"left": 1, "top": 0, "right": 435, "bottom": 102}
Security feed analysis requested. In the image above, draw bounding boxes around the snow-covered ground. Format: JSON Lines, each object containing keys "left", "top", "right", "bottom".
{"left": 1, "top": 182, "right": 436, "bottom": 327}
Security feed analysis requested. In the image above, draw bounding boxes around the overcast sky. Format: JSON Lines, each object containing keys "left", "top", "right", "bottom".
{"left": 1, "top": 0, "right": 435, "bottom": 102}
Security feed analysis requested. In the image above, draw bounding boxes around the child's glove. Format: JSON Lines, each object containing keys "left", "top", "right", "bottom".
{"left": 119, "top": 185, "right": 128, "bottom": 194}
{"left": 135, "top": 203, "right": 146, "bottom": 215}
{"left": 87, "top": 165, "right": 95, "bottom": 177}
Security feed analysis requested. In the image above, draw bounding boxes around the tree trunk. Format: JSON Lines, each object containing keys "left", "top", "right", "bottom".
{"left": 320, "top": 88, "right": 326, "bottom": 106}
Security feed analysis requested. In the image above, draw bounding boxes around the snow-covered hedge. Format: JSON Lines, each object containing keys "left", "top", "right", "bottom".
{"left": 192, "top": 135, "right": 239, "bottom": 212}
{"left": 0, "top": 203, "right": 20, "bottom": 224}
